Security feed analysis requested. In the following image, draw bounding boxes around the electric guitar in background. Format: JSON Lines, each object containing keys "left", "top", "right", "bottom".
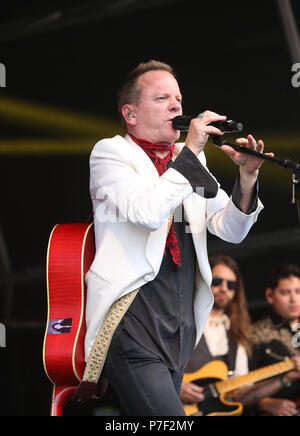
{"left": 183, "top": 358, "right": 296, "bottom": 416}
{"left": 43, "top": 223, "right": 95, "bottom": 416}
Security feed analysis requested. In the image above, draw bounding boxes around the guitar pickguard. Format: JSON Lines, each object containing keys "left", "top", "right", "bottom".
{"left": 184, "top": 377, "right": 242, "bottom": 416}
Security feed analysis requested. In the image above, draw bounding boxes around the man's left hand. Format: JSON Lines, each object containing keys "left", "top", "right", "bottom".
{"left": 220, "top": 134, "right": 274, "bottom": 180}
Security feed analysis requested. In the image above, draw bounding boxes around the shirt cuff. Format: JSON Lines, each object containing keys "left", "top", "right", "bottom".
{"left": 169, "top": 146, "right": 218, "bottom": 199}
{"left": 232, "top": 173, "right": 259, "bottom": 215}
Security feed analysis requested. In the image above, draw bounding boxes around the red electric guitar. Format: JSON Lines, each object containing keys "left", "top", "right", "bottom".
{"left": 43, "top": 223, "right": 95, "bottom": 416}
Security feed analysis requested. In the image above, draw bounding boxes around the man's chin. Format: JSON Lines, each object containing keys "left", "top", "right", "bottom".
{"left": 172, "top": 129, "right": 181, "bottom": 142}
{"left": 213, "top": 301, "right": 229, "bottom": 311}
{"left": 162, "top": 134, "right": 180, "bottom": 145}
{"left": 165, "top": 124, "right": 181, "bottom": 143}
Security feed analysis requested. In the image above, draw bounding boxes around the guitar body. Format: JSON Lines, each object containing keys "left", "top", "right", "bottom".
{"left": 183, "top": 361, "right": 243, "bottom": 416}
{"left": 184, "top": 360, "right": 229, "bottom": 383}
{"left": 183, "top": 357, "right": 296, "bottom": 416}
{"left": 43, "top": 223, "right": 95, "bottom": 415}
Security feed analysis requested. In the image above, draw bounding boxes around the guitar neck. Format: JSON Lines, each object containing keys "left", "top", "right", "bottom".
{"left": 216, "top": 359, "right": 295, "bottom": 394}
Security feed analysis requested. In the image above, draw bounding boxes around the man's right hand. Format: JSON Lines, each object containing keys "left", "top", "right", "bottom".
{"left": 180, "top": 381, "right": 205, "bottom": 404}
{"left": 259, "top": 397, "right": 298, "bottom": 416}
{"left": 185, "top": 110, "right": 226, "bottom": 156}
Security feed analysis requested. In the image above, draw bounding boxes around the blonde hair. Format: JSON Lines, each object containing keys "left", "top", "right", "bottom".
{"left": 117, "top": 60, "right": 176, "bottom": 125}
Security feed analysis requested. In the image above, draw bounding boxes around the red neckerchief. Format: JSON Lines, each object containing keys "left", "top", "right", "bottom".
{"left": 129, "top": 134, "right": 181, "bottom": 267}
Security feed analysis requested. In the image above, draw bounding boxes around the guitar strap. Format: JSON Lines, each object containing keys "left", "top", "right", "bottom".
{"left": 227, "top": 332, "right": 238, "bottom": 375}
{"left": 74, "top": 212, "right": 175, "bottom": 403}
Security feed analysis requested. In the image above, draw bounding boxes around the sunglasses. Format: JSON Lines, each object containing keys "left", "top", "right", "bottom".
{"left": 211, "top": 276, "right": 238, "bottom": 291}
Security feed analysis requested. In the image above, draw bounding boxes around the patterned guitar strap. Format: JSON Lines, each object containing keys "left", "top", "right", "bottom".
{"left": 74, "top": 212, "right": 175, "bottom": 403}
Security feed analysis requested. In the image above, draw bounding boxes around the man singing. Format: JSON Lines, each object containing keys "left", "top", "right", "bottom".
{"left": 82, "top": 60, "right": 271, "bottom": 416}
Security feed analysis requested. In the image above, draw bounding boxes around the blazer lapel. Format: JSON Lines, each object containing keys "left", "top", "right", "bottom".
{"left": 125, "top": 135, "right": 186, "bottom": 180}
{"left": 125, "top": 134, "right": 158, "bottom": 179}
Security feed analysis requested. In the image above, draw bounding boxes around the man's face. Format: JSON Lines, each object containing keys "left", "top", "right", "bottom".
{"left": 130, "top": 70, "right": 182, "bottom": 144}
{"left": 211, "top": 264, "right": 237, "bottom": 311}
{"left": 266, "top": 275, "right": 300, "bottom": 323}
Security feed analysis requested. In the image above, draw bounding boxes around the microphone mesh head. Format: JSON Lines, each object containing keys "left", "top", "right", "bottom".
{"left": 227, "top": 120, "right": 243, "bottom": 132}
{"left": 172, "top": 115, "right": 192, "bottom": 131}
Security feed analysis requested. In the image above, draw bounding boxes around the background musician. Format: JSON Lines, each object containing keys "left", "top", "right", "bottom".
{"left": 250, "top": 263, "right": 300, "bottom": 416}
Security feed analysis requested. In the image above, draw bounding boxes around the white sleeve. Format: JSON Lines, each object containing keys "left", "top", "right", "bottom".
{"left": 233, "top": 344, "right": 249, "bottom": 377}
{"left": 90, "top": 138, "right": 194, "bottom": 231}
{"left": 206, "top": 187, "right": 264, "bottom": 244}
{"left": 198, "top": 151, "right": 264, "bottom": 244}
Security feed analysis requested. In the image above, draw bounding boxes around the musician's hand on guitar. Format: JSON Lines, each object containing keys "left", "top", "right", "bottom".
{"left": 259, "top": 397, "right": 298, "bottom": 417}
{"left": 286, "top": 356, "right": 300, "bottom": 381}
{"left": 180, "top": 382, "right": 204, "bottom": 404}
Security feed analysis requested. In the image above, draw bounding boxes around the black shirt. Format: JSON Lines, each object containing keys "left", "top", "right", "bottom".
{"left": 123, "top": 204, "right": 197, "bottom": 370}
{"left": 122, "top": 146, "right": 258, "bottom": 371}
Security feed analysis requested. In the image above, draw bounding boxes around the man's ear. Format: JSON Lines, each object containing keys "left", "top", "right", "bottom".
{"left": 122, "top": 104, "right": 137, "bottom": 125}
{"left": 265, "top": 287, "right": 274, "bottom": 305}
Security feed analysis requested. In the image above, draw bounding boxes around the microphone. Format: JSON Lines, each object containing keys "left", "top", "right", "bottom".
{"left": 172, "top": 115, "right": 243, "bottom": 133}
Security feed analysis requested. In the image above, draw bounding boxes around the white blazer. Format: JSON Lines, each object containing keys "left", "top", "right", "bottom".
{"left": 84, "top": 134, "right": 263, "bottom": 361}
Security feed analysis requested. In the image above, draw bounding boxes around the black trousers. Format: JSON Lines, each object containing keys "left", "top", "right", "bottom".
{"left": 102, "top": 327, "right": 186, "bottom": 416}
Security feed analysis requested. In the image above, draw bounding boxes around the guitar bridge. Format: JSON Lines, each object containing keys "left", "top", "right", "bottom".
{"left": 208, "top": 383, "right": 219, "bottom": 398}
